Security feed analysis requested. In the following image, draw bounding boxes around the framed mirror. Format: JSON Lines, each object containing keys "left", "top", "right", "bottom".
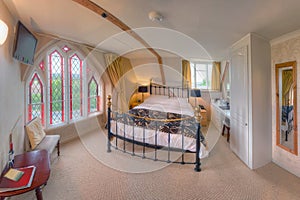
{"left": 276, "top": 61, "right": 298, "bottom": 155}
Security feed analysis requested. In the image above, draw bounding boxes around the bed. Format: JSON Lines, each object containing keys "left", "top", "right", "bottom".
{"left": 106, "top": 83, "right": 208, "bottom": 172}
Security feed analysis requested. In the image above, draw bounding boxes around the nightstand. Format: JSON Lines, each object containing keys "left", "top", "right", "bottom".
{"left": 200, "top": 109, "right": 207, "bottom": 127}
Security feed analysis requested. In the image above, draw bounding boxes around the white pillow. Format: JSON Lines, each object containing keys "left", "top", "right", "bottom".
{"left": 25, "top": 117, "right": 46, "bottom": 149}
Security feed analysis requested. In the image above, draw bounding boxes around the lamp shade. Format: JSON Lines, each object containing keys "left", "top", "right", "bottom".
{"left": 0, "top": 20, "right": 8, "bottom": 45}
{"left": 138, "top": 86, "right": 148, "bottom": 93}
{"left": 190, "top": 89, "right": 201, "bottom": 97}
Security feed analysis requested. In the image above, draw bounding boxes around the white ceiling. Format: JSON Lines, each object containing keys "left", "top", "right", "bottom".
{"left": 3, "top": 0, "right": 300, "bottom": 60}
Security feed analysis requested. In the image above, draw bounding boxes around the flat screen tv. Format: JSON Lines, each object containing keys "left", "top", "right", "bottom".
{"left": 13, "top": 21, "right": 38, "bottom": 66}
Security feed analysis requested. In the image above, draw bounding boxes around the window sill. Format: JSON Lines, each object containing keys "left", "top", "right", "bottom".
{"left": 199, "top": 89, "right": 221, "bottom": 93}
{"left": 88, "top": 111, "right": 102, "bottom": 118}
{"left": 45, "top": 112, "right": 103, "bottom": 132}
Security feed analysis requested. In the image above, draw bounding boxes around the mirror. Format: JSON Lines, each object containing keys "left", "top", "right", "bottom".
{"left": 276, "top": 61, "right": 298, "bottom": 155}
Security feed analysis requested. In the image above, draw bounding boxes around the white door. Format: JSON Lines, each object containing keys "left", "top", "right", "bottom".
{"left": 230, "top": 45, "right": 249, "bottom": 166}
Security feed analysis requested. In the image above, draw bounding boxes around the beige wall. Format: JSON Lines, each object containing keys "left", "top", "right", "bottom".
{"left": 130, "top": 57, "right": 182, "bottom": 86}
{"left": 271, "top": 31, "right": 300, "bottom": 177}
{"left": 0, "top": 2, "right": 25, "bottom": 172}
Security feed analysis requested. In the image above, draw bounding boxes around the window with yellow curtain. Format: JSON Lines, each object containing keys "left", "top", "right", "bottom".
{"left": 182, "top": 60, "right": 191, "bottom": 88}
{"left": 211, "top": 61, "right": 221, "bottom": 91}
{"left": 190, "top": 62, "right": 213, "bottom": 89}
{"left": 104, "top": 53, "right": 134, "bottom": 112}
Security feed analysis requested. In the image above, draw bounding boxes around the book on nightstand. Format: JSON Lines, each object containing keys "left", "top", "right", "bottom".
{"left": 0, "top": 165, "right": 36, "bottom": 193}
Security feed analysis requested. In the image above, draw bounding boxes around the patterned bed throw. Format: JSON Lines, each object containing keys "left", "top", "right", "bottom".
{"left": 114, "top": 108, "right": 206, "bottom": 146}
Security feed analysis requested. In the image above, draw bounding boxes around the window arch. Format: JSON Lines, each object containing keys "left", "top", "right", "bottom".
{"left": 88, "top": 76, "right": 100, "bottom": 113}
{"left": 28, "top": 72, "right": 45, "bottom": 125}
{"left": 69, "top": 53, "right": 83, "bottom": 119}
{"left": 48, "top": 50, "right": 65, "bottom": 125}
{"left": 26, "top": 43, "right": 103, "bottom": 128}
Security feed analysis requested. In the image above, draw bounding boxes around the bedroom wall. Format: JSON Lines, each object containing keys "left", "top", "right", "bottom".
{"left": 0, "top": 2, "right": 25, "bottom": 173}
{"left": 271, "top": 29, "right": 300, "bottom": 177}
{"left": 130, "top": 57, "right": 182, "bottom": 86}
{"left": 130, "top": 56, "right": 222, "bottom": 120}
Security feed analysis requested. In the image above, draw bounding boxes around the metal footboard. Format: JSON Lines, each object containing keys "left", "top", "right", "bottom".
{"left": 106, "top": 95, "right": 202, "bottom": 172}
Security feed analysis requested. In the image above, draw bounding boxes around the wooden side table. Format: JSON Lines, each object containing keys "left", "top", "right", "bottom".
{"left": 200, "top": 109, "right": 207, "bottom": 127}
{"left": 0, "top": 150, "right": 50, "bottom": 200}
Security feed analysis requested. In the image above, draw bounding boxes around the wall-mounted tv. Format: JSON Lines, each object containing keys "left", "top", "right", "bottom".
{"left": 13, "top": 21, "right": 38, "bottom": 66}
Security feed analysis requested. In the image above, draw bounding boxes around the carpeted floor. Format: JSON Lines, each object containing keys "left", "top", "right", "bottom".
{"left": 10, "top": 125, "right": 300, "bottom": 200}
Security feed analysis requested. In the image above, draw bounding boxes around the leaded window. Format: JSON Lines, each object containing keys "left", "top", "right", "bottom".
{"left": 49, "top": 50, "right": 65, "bottom": 125}
{"left": 69, "top": 54, "right": 83, "bottom": 120}
{"left": 62, "top": 45, "right": 71, "bottom": 53}
{"left": 39, "top": 60, "right": 45, "bottom": 71}
{"left": 88, "top": 76, "right": 99, "bottom": 113}
{"left": 28, "top": 73, "right": 45, "bottom": 125}
{"left": 26, "top": 44, "right": 103, "bottom": 128}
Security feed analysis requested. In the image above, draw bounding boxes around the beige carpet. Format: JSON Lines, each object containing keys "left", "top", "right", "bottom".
{"left": 10, "top": 128, "right": 300, "bottom": 200}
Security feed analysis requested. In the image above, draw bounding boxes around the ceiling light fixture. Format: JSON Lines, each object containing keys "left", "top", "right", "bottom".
{"left": 0, "top": 19, "right": 8, "bottom": 45}
{"left": 148, "top": 11, "right": 163, "bottom": 22}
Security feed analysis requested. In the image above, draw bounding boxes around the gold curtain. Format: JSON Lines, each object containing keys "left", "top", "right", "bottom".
{"left": 211, "top": 61, "right": 221, "bottom": 91}
{"left": 182, "top": 60, "right": 191, "bottom": 88}
{"left": 105, "top": 54, "right": 132, "bottom": 87}
{"left": 105, "top": 53, "right": 133, "bottom": 112}
{"left": 282, "top": 70, "right": 293, "bottom": 106}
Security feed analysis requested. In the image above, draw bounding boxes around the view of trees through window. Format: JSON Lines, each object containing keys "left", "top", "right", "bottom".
{"left": 88, "top": 77, "right": 99, "bottom": 113}
{"left": 69, "top": 54, "right": 83, "bottom": 120}
{"left": 190, "top": 62, "right": 212, "bottom": 89}
{"left": 49, "top": 50, "right": 65, "bottom": 124}
{"left": 27, "top": 45, "right": 101, "bottom": 128}
{"left": 28, "top": 73, "right": 44, "bottom": 125}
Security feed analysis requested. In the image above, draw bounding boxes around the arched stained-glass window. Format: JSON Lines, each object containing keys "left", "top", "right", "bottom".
{"left": 28, "top": 73, "right": 45, "bottom": 125}
{"left": 26, "top": 44, "right": 103, "bottom": 128}
{"left": 39, "top": 60, "right": 45, "bottom": 71}
{"left": 62, "top": 45, "right": 71, "bottom": 52}
{"left": 69, "top": 54, "right": 83, "bottom": 120}
{"left": 49, "top": 50, "right": 65, "bottom": 125}
{"left": 88, "top": 76, "right": 99, "bottom": 113}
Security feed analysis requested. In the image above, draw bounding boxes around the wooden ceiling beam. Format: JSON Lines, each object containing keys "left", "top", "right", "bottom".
{"left": 72, "top": 0, "right": 165, "bottom": 84}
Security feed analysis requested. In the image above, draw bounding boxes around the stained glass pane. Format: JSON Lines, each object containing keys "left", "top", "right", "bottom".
{"left": 88, "top": 77, "right": 98, "bottom": 113}
{"left": 39, "top": 60, "right": 45, "bottom": 71}
{"left": 70, "top": 54, "right": 82, "bottom": 119}
{"left": 49, "top": 51, "right": 64, "bottom": 124}
{"left": 62, "top": 45, "right": 71, "bottom": 52}
{"left": 28, "top": 73, "right": 44, "bottom": 125}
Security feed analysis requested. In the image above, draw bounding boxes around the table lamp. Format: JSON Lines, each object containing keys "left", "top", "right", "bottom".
{"left": 138, "top": 85, "right": 148, "bottom": 102}
{"left": 190, "top": 89, "right": 201, "bottom": 107}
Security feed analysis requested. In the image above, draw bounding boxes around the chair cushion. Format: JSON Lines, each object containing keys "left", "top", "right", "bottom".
{"left": 25, "top": 117, "right": 46, "bottom": 149}
{"left": 35, "top": 135, "right": 60, "bottom": 154}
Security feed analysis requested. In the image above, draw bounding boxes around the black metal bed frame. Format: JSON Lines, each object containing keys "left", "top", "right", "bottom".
{"left": 107, "top": 83, "right": 202, "bottom": 172}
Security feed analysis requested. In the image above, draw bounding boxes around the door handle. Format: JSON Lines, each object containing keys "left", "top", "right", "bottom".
{"left": 245, "top": 123, "right": 248, "bottom": 126}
